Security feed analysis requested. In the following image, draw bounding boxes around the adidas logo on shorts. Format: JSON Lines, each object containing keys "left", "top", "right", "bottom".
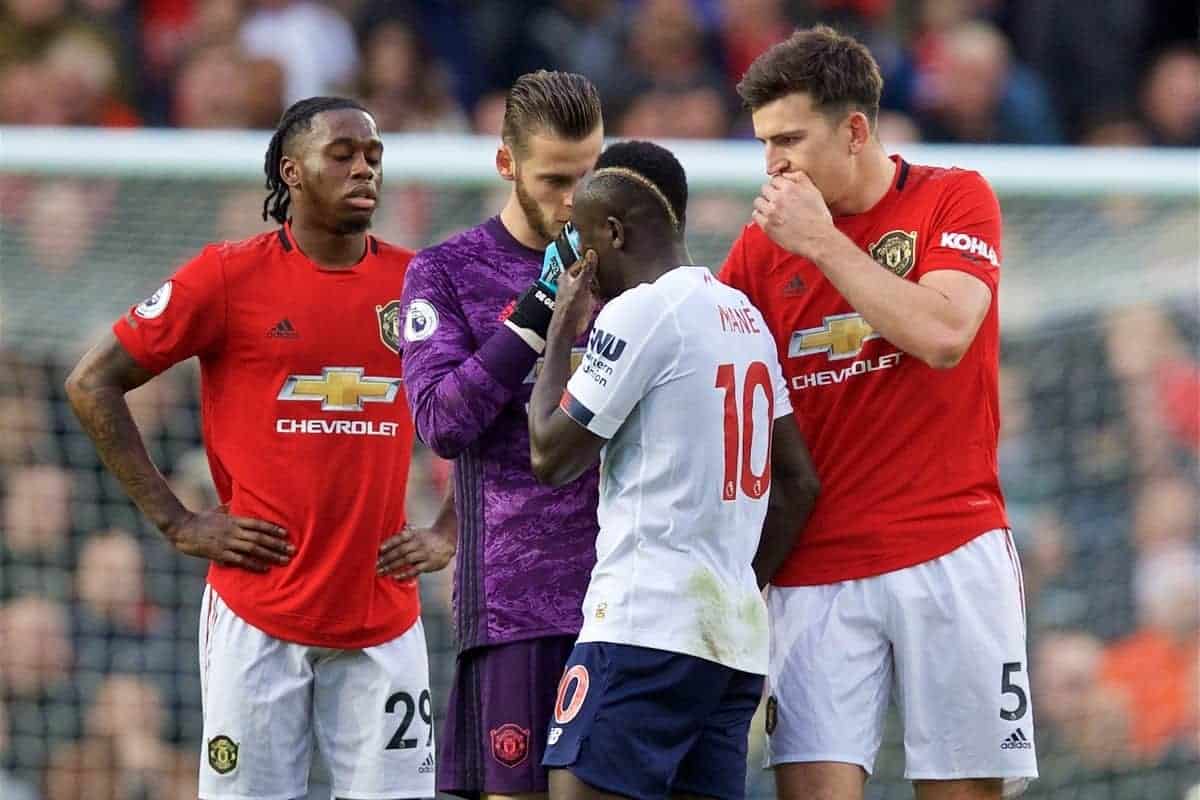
{"left": 1000, "top": 728, "right": 1032, "bottom": 750}
{"left": 418, "top": 752, "right": 435, "bottom": 774}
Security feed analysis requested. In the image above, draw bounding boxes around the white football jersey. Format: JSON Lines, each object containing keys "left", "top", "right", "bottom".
{"left": 561, "top": 266, "right": 791, "bottom": 674}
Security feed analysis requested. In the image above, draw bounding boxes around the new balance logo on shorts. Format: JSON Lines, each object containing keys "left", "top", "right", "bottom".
{"left": 1001, "top": 728, "right": 1032, "bottom": 750}
{"left": 418, "top": 752, "right": 435, "bottom": 774}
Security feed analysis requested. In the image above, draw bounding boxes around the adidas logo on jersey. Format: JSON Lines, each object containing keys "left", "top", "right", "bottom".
{"left": 1000, "top": 728, "right": 1032, "bottom": 750}
{"left": 418, "top": 752, "right": 435, "bottom": 774}
{"left": 782, "top": 275, "right": 807, "bottom": 296}
{"left": 268, "top": 318, "right": 299, "bottom": 338}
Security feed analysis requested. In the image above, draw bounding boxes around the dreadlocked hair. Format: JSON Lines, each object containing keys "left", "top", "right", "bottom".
{"left": 262, "top": 96, "right": 370, "bottom": 224}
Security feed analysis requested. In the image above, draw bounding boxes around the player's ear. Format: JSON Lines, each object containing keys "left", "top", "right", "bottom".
{"left": 607, "top": 216, "right": 624, "bottom": 250}
{"left": 280, "top": 155, "right": 301, "bottom": 189}
{"left": 496, "top": 145, "right": 516, "bottom": 182}
{"left": 847, "top": 110, "right": 871, "bottom": 155}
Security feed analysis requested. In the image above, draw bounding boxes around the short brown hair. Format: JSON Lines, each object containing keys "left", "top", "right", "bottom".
{"left": 502, "top": 70, "right": 603, "bottom": 155}
{"left": 737, "top": 26, "right": 882, "bottom": 125}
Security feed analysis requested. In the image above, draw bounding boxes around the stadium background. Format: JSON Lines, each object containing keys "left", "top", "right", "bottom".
{"left": 0, "top": 0, "right": 1197, "bottom": 798}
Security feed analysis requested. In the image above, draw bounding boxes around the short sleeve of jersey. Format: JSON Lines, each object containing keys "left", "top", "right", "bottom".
{"left": 112, "top": 245, "right": 226, "bottom": 373}
{"left": 772, "top": 356, "right": 793, "bottom": 420}
{"left": 919, "top": 171, "right": 1002, "bottom": 294}
{"left": 562, "top": 286, "right": 678, "bottom": 439}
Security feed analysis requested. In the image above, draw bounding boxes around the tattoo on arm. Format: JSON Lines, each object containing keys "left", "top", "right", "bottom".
{"left": 65, "top": 334, "right": 190, "bottom": 538}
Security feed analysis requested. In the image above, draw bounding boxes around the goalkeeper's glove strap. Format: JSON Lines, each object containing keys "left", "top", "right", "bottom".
{"left": 503, "top": 283, "right": 556, "bottom": 353}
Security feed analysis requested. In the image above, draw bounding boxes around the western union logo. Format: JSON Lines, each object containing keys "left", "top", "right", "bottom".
{"left": 788, "top": 313, "right": 880, "bottom": 361}
{"left": 277, "top": 367, "right": 401, "bottom": 411}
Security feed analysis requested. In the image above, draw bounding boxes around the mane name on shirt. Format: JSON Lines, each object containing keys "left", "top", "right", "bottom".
{"left": 717, "top": 305, "right": 761, "bottom": 335}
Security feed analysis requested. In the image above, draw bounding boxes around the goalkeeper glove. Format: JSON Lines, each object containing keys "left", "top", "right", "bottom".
{"left": 504, "top": 222, "right": 582, "bottom": 352}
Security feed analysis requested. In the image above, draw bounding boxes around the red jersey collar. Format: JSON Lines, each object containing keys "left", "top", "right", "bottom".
{"left": 277, "top": 221, "right": 378, "bottom": 270}
{"left": 835, "top": 155, "right": 909, "bottom": 222}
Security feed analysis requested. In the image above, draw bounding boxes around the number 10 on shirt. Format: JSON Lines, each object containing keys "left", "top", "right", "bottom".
{"left": 715, "top": 361, "right": 775, "bottom": 501}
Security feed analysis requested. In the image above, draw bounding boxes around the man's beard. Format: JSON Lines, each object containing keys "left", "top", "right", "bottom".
{"left": 515, "top": 171, "right": 557, "bottom": 243}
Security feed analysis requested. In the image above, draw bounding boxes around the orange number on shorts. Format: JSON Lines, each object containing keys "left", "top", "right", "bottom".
{"left": 554, "top": 665, "right": 590, "bottom": 725}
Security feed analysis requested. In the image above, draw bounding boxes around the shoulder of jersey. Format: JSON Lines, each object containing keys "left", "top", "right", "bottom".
{"left": 371, "top": 237, "right": 415, "bottom": 267}
{"left": 410, "top": 222, "right": 492, "bottom": 274}
{"left": 199, "top": 228, "right": 283, "bottom": 277}
{"left": 903, "top": 161, "right": 990, "bottom": 194}
{"left": 212, "top": 228, "right": 281, "bottom": 259}
{"left": 604, "top": 278, "right": 663, "bottom": 318}
{"left": 623, "top": 276, "right": 658, "bottom": 299}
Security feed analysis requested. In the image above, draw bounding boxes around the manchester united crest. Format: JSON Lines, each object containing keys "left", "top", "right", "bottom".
{"left": 207, "top": 735, "right": 238, "bottom": 774}
{"left": 869, "top": 230, "right": 917, "bottom": 277}
{"left": 376, "top": 300, "right": 402, "bottom": 354}
{"left": 490, "top": 723, "right": 530, "bottom": 768}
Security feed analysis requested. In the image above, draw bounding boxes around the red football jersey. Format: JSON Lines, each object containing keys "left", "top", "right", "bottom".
{"left": 720, "top": 157, "right": 1009, "bottom": 585}
{"left": 114, "top": 224, "right": 418, "bottom": 647}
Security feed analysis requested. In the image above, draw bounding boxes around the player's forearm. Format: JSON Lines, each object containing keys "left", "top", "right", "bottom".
{"left": 527, "top": 322, "right": 584, "bottom": 486}
{"left": 409, "top": 328, "right": 540, "bottom": 458}
{"left": 808, "top": 230, "right": 974, "bottom": 368}
{"left": 65, "top": 373, "right": 190, "bottom": 539}
{"left": 754, "top": 492, "right": 814, "bottom": 588}
{"left": 754, "top": 468, "right": 819, "bottom": 588}
{"left": 433, "top": 481, "right": 457, "bottom": 539}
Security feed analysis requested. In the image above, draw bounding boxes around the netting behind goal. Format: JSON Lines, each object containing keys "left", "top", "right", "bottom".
{"left": 1, "top": 129, "right": 1197, "bottom": 800}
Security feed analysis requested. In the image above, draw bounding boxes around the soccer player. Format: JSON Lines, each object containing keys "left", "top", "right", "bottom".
{"left": 719, "top": 26, "right": 1038, "bottom": 800}
{"left": 396, "top": 71, "right": 603, "bottom": 798}
{"left": 528, "top": 140, "right": 820, "bottom": 800}
{"left": 65, "top": 97, "right": 440, "bottom": 800}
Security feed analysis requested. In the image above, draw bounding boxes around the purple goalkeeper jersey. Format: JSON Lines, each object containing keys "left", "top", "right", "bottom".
{"left": 399, "top": 217, "right": 598, "bottom": 651}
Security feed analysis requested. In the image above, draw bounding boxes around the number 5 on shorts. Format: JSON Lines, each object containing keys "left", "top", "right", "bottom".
{"left": 1000, "top": 661, "right": 1028, "bottom": 721}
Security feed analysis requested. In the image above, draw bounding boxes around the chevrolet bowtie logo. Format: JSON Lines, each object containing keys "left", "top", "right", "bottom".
{"left": 277, "top": 368, "right": 401, "bottom": 411}
{"left": 788, "top": 313, "right": 880, "bottom": 360}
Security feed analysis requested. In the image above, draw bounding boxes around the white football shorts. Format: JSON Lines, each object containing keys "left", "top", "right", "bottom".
{"left": 764, "top": 528, "right": 1037, "bottom": 788}
{"left": 198, "top": 585, "right": 435, "bottom": 800}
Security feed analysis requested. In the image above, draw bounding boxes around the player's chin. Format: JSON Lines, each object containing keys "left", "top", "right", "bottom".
{"left": 334, "top": 211, "right": 374, "bottom": 235}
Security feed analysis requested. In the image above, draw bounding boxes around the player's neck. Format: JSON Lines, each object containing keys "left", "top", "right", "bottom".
{"left": 287, "top": 217, "right": 368, "bottom": 269}
{"left": 630, "top": 243, "right": 690, "bottom": 287}
{"left": 830, "top": 143, "right": 896, "bottom": 217}
{"left": 499, "top": 196, "right": 550, "bottom": 251}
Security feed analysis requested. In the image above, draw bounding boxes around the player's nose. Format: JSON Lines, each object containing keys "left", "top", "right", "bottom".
{"left": 765, "top": 146, "right": 789, "bottom": 176}
{"left": 350, "top": 152, "right": 375, "bottom": 179}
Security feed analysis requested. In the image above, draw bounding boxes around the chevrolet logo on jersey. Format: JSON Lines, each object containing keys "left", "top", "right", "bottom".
{"left": 788, "top": 313, "right": 880, "bottom": 361}
{"left": 277, "top": 368, "right": 401, "bottom": 411}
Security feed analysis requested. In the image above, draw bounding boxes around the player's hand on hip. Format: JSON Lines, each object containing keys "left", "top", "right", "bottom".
{"left": 550, "top": 248, "right": 598, "bottom": 341}
{"left": 166, "top": 505, "right": 292, "bottom": 572}
{"left": 752, "top": 171, "right": 835, "bottom": 259}
{"left": 377, "top": 524, "right": 456, "bottom": 579}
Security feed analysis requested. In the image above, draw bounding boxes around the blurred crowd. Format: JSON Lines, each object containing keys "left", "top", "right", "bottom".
{"left": 0, "top": 0, "right": 1198, "bottom": 146}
